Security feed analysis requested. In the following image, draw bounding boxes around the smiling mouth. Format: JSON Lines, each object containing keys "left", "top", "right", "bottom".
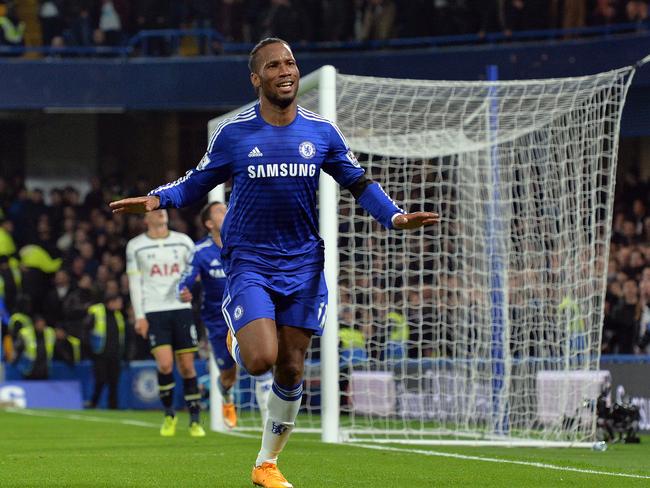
{"left": 277, "top": 80, "right": 295, "bottom": 90}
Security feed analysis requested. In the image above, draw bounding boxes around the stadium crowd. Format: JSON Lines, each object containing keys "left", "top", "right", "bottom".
{"left": 0, "top": 0, "right": 649, "bottom": 54}
{"left": 0, "top": 159, "right": 649, "bottom": 382}
{"left": 0, "top": 172, "right": 208, "bottom": 374}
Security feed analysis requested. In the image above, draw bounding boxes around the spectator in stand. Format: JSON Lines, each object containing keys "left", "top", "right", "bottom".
{"left": 12, "top": 314, "right": 56, "bottom": 380}
{"left": 216, "top": 0, "right": 245, "bottom": 42}
{"left": 549, "top": 0, "right": 587, "bottom": 30}
{"left": 68, "top": 6, "right": 95, "bottom": 48}
{"left": 43, "top": 269, "right": 73, "bottom": 328}
{"left": 131, "top": 0, "right": 172, "bottom": 55}
{"left": 97, "top": 0, "right": 125, "bottom": 46}
{"left": 625, "top": 0, "right": 649, "bottom": 23}
{"left": 86, "top": 293, "right": 128, "bottom": 409}
{"left": 0, "top": 3, "right": 25, "bottom": 56}
{"left": 609, "top": 279, "right": 641, "bottom": 354}
{"left": 85, "top": 176, "right": 106, "bottom": 209}
{"left": 39, "top": 0, "right": 65, "bottom": 47}
{"left": 361, "top": 0, "right": 396, "bottom": 41}
{"left": 631, "top": 198, "right": 646, "bottom": 236}
{"left": 260, "top": 0, "right": 303, "bottom": 43}
{"left": 476, "top": 0, "right": 506, "bottom": 37}
{"left": 502, "top": 0, "right": 549, "bottom": 35}
{"left": 590, "top": 0, "right": 623, "bottom": 25}
{"left": 637, "top": 275, "right": 650, "bottom": 352}
{"left": 190, "top": 0, "right": 215, "bottom": 54}
{"left": 62, "top": 273, "right": 97, "bottom": 353}
{"left": 432, "top": 0, "right": 454, "bottom": 36}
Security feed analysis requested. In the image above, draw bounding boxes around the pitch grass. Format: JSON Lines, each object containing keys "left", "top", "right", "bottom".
{"left": 0, "top": 409, "right": 649, "bottom": 487}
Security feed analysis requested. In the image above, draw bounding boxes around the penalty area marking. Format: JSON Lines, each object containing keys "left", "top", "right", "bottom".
{"left": 349, "top": 442, "right": 650, "bottom": 480}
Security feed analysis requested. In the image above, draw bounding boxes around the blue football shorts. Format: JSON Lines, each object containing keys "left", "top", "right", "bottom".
{"left": 222, "top": 269, "right": 328, "bottom": 336}
{"left": 203, "top": 318, "right": 236, "bottom": 371}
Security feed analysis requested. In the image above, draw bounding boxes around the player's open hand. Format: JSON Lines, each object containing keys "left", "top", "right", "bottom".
{"left": 393, "top": 212, "right": 439, "bottom": 230}
{"left": 134, "top": 318, "right": 149, "bottom": 339}
{"left": 179, "top": 287, "right": 193, "bottom": 303}
{"left": 109, "top": 196, "right": 160, "bottom": 214}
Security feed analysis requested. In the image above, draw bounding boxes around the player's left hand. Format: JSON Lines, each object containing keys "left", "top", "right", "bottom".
{"left": 393, "top": 212, "right": 439, "bottom": 230}
{"left": 179, "top": 287, "right": 193, "bottom": 303}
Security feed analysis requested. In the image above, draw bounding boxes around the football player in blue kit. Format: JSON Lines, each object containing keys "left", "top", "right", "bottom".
{"left": 177, "top": 201, "right": 272, "bottom": 429}
{"left": 110, "top": 37, "right": 438, "bottom": 488}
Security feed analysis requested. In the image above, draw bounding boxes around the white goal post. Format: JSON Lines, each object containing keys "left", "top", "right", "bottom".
{"left": 206, "top": 61, "right": 641, "bottom": 447}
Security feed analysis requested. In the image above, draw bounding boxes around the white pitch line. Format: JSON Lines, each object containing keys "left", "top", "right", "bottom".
{"left": 349, "top": 442, "right": 650, "bottom": 480}
{"left": 6, "top": 409, "right": 648, "bottom": 480}
{"left": 5, "top": 408, "right": 161, "bottom": 428}
{"left": 4, "top": 407, "right": 260, "bottom": 439}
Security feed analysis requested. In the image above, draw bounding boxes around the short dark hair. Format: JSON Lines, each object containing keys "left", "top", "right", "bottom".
{"left": 200, "top": 201, "right": 222, "bottom": 230}
{"left": 248, "top": 37, "right": 290, "bottom": 74}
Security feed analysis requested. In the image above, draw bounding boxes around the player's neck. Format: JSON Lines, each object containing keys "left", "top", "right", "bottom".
{"left": 211, "top": 232, "right": 222, "bottom": 248}
{"left": 146, "top": 226, "right": 170, "bottom": 239}
{"left": 259, "top": 98, "right": 297, "bottom": 126}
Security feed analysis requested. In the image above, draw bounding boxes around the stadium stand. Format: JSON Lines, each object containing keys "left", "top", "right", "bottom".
{"left": 0, "top": 0, "right": 649, "bottom": 57}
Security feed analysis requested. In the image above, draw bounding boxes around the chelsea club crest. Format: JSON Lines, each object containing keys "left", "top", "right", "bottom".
{"left": 299, "top": 141, "right": 316, "bottom": 159}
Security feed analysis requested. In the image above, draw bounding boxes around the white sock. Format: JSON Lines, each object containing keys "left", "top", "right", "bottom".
{"left": 255, "top": 380, "right": 302, "bottom": 467}
{"left": 255, "top": 371, "right": 273, "bottom": 426}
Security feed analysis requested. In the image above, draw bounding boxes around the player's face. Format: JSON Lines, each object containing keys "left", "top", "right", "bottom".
{"left": 252, "top": 43, "right": 300, "bottom": 108}
{"left": 145, "top": 209, "right": 168, "bottom": 227}
{"left": 208, "top": 203, "right": 227, "bottom": 232}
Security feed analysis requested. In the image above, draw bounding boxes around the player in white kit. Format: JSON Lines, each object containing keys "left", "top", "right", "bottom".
{"left": 126, "top": 209, "right": 205, "bottom": 437}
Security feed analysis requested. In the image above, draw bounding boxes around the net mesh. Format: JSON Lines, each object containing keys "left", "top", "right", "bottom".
{"left": 216, "top": 68, "right": 634, "bottom": 444}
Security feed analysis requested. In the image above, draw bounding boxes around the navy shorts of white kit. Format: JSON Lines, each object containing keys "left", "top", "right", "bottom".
{"left": 222, "top": 269, "right": 328, "bottom": 336}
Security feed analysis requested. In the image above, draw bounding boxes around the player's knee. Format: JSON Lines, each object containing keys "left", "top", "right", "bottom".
{"left": 178, "top": 363, "right": 196, "bottom": 378}
{"left": 245, "top": 353, "right": 275, "bottom": 376}
{"left": 242, "top": 349, "right": 277, "bottom": 376}
{"left": 157, "top": 363, "right": 173, "bottom": 375}
{"left": 275, "top": 364, "right": 303, "bottom": 386}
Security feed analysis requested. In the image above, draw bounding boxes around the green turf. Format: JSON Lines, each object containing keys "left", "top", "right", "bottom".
{"left": 1, "top": 409, "right": 649, "bottom": 487}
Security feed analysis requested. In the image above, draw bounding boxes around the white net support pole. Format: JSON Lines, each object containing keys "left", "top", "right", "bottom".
{"left": 207, "top": 185, "right": 226, "bottom": 432}
{"left": 318, "top": 65, "right": 341, "bottom": 443}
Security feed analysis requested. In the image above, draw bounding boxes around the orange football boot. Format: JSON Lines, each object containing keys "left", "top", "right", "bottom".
{"left": 251, "top": 462, "right": 293, "bottom": 488}
{"left": 222, "top": 402, "right": 238, "bottom": 429}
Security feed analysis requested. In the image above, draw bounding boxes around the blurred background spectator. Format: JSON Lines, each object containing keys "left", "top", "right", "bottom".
{"left": 0, "top": 0, "right": 646, "bottom": 57}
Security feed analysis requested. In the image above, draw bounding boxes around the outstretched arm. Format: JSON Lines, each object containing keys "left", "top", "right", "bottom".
{"left": 321, "top": 122, "right": 438, "bottom": 230}
{"left": 111, "top": 123, "right": 234, "bottom": 214}
{"left": 109, "top": 166, "right": 230, "bottom": 214}
{"left": 347, "top": 175, "right": 439, "bottom": 230}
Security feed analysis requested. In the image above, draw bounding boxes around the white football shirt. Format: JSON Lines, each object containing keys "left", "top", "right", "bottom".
{"left": 126, "top": 231, "right": 194, "bottom": 318}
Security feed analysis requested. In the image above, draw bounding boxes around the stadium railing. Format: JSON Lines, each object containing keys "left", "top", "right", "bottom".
{"left": 0, "top": 20, "right": 648, "bottom": 58}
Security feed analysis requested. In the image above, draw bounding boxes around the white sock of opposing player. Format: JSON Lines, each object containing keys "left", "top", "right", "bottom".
{"left": 255, "top": 380, "right": 302, "bottom": 467}
{"left": 255, "top": 371, "right": 273, "bottom": 426}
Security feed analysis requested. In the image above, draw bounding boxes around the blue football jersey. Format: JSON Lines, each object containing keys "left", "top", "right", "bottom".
{"left": 178, "top": 236, "right": 227, "bottom": 329}
{"left": 151, "top": 104, "right": 366, "bottom": 275}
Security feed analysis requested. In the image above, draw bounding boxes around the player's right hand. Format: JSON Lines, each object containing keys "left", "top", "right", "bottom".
{"left": 109, "top": 195, "right": 160, "bottom": 214}
{"left": 179, "top": 287, "right": 193, "bottom": 303}
{"left": 134, "top": 318, "right": 149, "bottom": 339}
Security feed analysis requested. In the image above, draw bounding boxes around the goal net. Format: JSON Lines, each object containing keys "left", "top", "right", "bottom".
{"left": 207, "top": 64, "right": 636, "bottom": 446}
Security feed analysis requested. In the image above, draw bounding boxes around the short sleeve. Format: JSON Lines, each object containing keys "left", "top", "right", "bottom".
{"left": 320, "top": 122, "right": 365, "bottom": 188}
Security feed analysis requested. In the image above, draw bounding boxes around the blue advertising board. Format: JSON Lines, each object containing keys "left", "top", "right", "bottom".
{"left": 0, "top": 381, "right": 83, "bottom": 409}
